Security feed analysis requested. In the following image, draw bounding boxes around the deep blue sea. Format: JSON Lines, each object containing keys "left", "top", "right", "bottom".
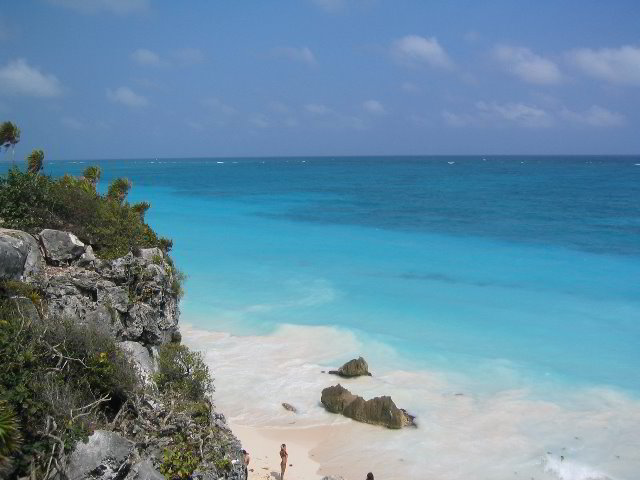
{"left": 6, "top": 156, "right": 640, "bottom": 479}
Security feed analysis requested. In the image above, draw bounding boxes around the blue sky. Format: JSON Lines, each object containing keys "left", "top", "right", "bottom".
{"left": 1, "top": 0, "right": 639, "bottom": 158}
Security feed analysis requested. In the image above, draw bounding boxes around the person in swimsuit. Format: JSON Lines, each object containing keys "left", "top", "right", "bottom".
{"left": 280, "top": 443, "right": 288, "bottom": 480}
{"left": 241, "top": 449, "right": 250, "bottom": 478}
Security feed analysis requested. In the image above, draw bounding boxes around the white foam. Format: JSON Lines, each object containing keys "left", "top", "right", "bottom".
{"left": 544, "top": 454, "right": 613, "bottom": 480}
{"left": 182, "top": 323, "right": 640, "bottom": 480}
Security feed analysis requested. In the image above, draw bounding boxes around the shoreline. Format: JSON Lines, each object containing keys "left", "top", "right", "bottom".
{"left": 182, "top": 323, "right": 640, "bottom": 480}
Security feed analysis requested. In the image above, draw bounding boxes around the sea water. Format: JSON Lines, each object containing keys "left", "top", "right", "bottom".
{"left": 9, "top": 156, "right": 640, "bottom": 479}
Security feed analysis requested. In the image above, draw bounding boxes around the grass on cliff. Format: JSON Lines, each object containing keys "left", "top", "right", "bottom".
{"left": 0, "top": 165, "right": 172, "bottom": 259}
{"left": 0, "top": 281, "right": 140, "bottom": 478}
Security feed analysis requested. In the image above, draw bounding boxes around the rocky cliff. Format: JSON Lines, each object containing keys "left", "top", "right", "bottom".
{"left": 0, "top": 227, "right": 246, "bottom": 480}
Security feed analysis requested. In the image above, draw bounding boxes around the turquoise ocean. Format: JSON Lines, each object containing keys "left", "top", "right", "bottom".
{"left": 15, "top": 156, "right": 640, "bottom": 479}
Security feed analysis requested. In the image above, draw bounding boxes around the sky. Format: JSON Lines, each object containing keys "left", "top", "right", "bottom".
{"left": 1, "top": 0, "right": 639, "bottom": 159}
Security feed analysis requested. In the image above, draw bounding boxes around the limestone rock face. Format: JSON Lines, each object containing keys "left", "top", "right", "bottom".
{"left": 10, "top": 296, "right": 41, "bottom": 323}
{"left": 125, "top": 460, "right": 164, "bottom": 480}
{"left": 329, "top": 356, "right": 371, "bottom": 378}
{"left": 0, "top": 228, "right": 45, "bottom": 282}
{"left": 119, "top": 341, "right": 155, "bottom": 383}
{"left": 321, "top": 384, "right": 415, "bottom": 429}
{"left": 43, "top": 248, "right": 179, "bottom": 347}
{"left": 65, "top": 430, "right": 134, "bottom": 480}
{"left": 39, "top": 228, "right": 85, "bottom": 263}
{"left": 138, "top": 247, "right": 164, "bottom": 262}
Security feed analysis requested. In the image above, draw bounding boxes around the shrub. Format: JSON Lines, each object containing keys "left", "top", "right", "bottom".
{"left": 0, "top": 400, "right": 22, "bottom": 474}
{"left": 0, "top": 296, "right": 139, "bottom": 478}
{"left": 154, "top": 343, "right": 212, "bottom": 402}
{"left": 0, "top": 166, "right": 169, "bottom": 259}
{"left": 159, "top": 439, "right": 200, "bottom": 480}
{"left": 214, "top": 457, "right": 231, "bottom": 472}
{"left": 170, "top": 267, "right": 187, "bottom": 300}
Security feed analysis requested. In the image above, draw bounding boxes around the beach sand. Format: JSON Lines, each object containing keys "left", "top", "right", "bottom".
{"left": 231, "top": 423, "right": 324, "bottom": 480}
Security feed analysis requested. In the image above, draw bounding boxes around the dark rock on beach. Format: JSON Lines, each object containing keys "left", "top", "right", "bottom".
{"left": 282, "top": 402, "right": 297, "bottom": 413}
{"left": 321, "top": 384, "right": 415, "bottom": 429}
{"left": 328, "top": 356, "right": 372, "bottom": 377}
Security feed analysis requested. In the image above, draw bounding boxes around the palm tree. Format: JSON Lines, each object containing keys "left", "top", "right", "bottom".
{"left": 107, "top": 177, "right": 132, "bottom": 203}
{"left": 0, "top": 122, "right": 21, "bottom": 164}
{"left": 132, "top": 201, "right": 151, "bottom": 220}
{"left": 26, "top": 149, "right": 44, "bottom": 174}
{"left": 83, "top": 165, "right": 102, "bottom": 190}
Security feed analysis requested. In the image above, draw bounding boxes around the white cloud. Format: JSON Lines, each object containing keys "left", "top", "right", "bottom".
{"left": 271, "top": 46, "right": 317, "bottom": 66}
{"left": 203, "top": 97, "right": 236, "bottom": 115}
{"left": 559, "top": 105, "right": 625, "bottom": 127}
{"left": 131, "top": 48, "right": 165, "bottom": 67}
{"left": 443, "top": 101, "right": 552, "bottom": 128}
{"left": 106, "top": 86, "right": 148, "bottom": 107}
{"left": 47, "top": 0, "right": 149, "bottom": 14}
{"left": 0, "top": 59, "right": 62, "bottom": 97}
{"left": 170, "top": 48, "right": 205, "bottom": 65}
{"left": 494, "top": 45, "right": 563, "bottom": 85}
{"left": 362, "top": 99, "right": 386, "bottom": 115}
{"left": 305, "top": 103, "right": 333, "bottom": 115}
{"left": 568, "top": 45, "right": 640, "bottom": 86}
{"left": 392, "top": 35, "right": 453, "bottom": 69}
{"left": 443, "top": 101, "right": 624, "bottom": 129}
{"left": 477, "top": 101, "right": 552, "bottom": 127}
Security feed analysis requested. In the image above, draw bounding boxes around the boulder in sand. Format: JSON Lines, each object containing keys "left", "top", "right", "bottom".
{"left": 321, "top": 384, "right": 415, "bottom": 429}
{"left": 282, "top": 402, "right": 297, "bottom": 413}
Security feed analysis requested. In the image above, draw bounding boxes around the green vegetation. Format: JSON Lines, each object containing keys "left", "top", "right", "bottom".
{"left": 26, "top": 149, "right": 44, "bottom": 174}
{"left": 159, "top": 437, "right": 200, "bottom": 479}
{"left": 107, "top": 177, "right": 132, "bottom": 203}
{"left": 0, "top": 166, "right": 170, "bottom": 259}
{"left": 0, "top": 400, "right": 21, "bottom": 476}
{"left": 0, "top": 122, "right": 171, "bottom": 259}
{"left": 0, "top": 282, "right": 140, "bottom": 478}
{"left": 0, "top": 122, "right": 20, "bottom": 162}
{"left": 132, "top": 201, "right": 151, "bottom": 220}
{"left": 170, "top": 266, "right": 187, "bottom": 300}
{"left": 82, "top": 165, "right": 101, "bottom": 189}
{"left": 154, "top": 343, "right": 213, "bottom": 402}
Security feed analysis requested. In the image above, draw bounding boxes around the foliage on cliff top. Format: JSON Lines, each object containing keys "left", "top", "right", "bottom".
{"left": 0, "top": 165, "right": 172, "bottom": 259}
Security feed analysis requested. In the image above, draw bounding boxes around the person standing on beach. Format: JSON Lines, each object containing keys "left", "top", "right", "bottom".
{"left": 241, "top": 449, "right": 250, "bottom": 479}
{"left": 366, "top": 473, "right": 374, "bottom": 480}
{"left": 280, "top": 443, "right": 288, "bottom": 480}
